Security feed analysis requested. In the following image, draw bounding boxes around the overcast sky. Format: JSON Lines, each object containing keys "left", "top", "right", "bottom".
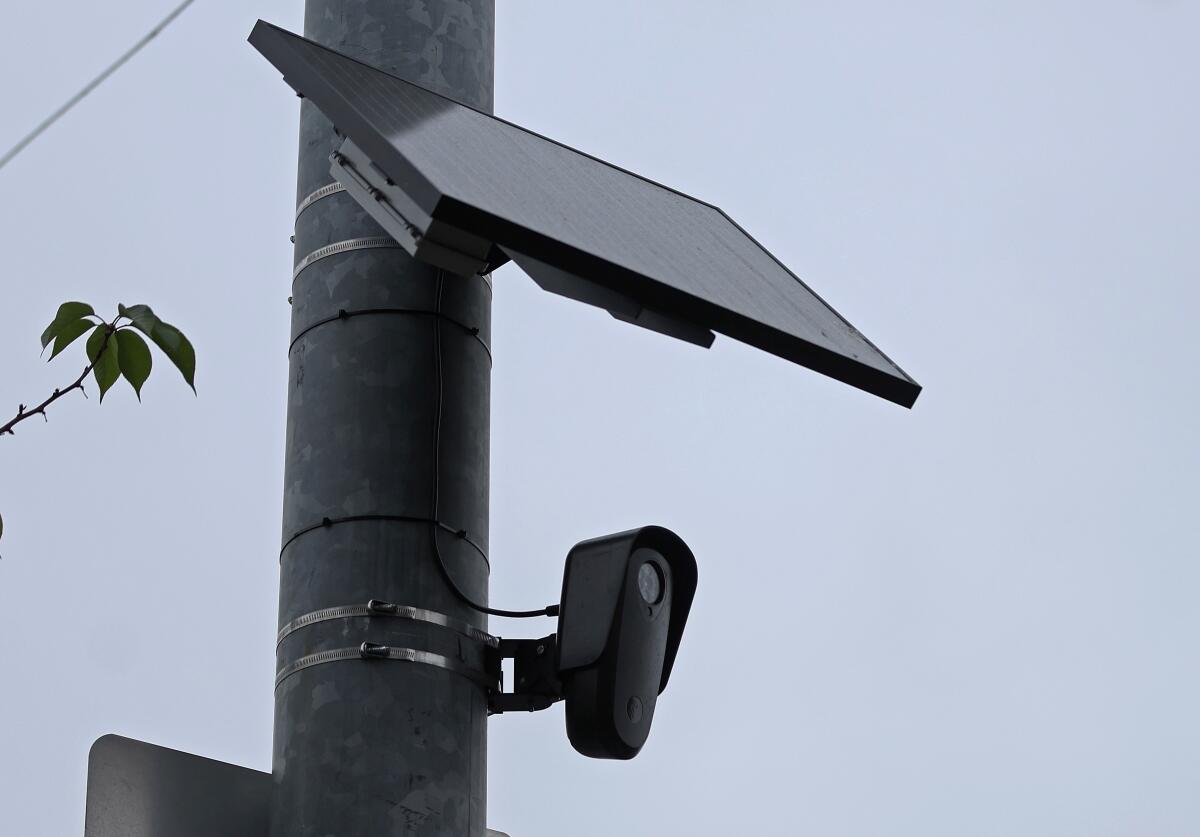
{"left": 2, "top": 1, "right": 1199, "bottom": 835}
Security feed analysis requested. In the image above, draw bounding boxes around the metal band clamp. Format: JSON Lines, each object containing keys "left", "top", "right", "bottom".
{"left": 293, "top": 236, "right": 405, "bottom": 281}
{"left": 274, "top": 643, "right": 497, "bottom": 691}
{"left": 294, "top": 182, "right": 348, "bottom": 221}
{"left": 276, "top": 599, "right": 499, "bottom": 649}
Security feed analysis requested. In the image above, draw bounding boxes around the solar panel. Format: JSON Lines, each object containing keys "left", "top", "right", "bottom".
{"left": 250, "top": 21, "right": 921, "bottom": 407}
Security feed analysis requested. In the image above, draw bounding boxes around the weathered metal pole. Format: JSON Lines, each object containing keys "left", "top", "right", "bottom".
{"left": 272, "top": 3, "right": 494, "bottom": 836}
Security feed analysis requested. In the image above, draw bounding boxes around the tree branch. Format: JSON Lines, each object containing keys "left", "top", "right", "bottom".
{"left": 1, "top": 329, "right": 111, "bottom": 437}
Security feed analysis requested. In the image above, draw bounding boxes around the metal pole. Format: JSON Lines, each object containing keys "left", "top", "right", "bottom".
{"left": 272, "top": 3, "right": 494, "bottom": 836}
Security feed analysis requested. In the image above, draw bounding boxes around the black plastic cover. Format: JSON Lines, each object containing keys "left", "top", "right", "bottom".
{"left": 250, "top": 20, "right": 921, "bottom": 407}
{"left": 556, "top": 526, "right": 697, "bottom": 694}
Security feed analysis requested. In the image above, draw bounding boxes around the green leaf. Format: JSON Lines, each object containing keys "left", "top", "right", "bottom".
{"left": 47, "top": 318, "right": 93, "bottom": 361}
{"left": 148, "top": 321, "right": 196, "bottom": 393}
{"left": 115, "top": 329, "right": 152, "bottom": 400}
{"left": 121, "top": 305, "right": 195, "bottom": 393}
{"left": 86, "top": 325, "right": 120, "bottom": 402}
{"left": 40, "top": 301, "right": 95, "bottom": 349}
{"left": 120, "top": 303, "right": 160, "bottom": 334}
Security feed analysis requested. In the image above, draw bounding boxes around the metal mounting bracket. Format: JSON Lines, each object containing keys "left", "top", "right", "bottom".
{"left": 330, "top": 139, "right": 509, "bottom": 276}
{"left": 488, "top": 634, "right": 563, "bottom": 715}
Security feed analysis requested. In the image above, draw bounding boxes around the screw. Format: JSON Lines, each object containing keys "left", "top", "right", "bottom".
{"left": 536, "top": 644, "right": 545, "bottom": 656}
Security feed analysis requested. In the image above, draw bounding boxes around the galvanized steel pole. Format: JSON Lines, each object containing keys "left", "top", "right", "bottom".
{"left": 272, "top": 3, "right": 495, "bottom": 836}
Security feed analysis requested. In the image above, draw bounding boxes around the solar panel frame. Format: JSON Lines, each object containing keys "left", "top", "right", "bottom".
{"left": 250, "top": 20, "right": 921, "bottom": 407}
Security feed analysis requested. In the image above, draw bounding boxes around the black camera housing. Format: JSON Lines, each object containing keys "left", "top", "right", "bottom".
{"left": 555, "top": 526, "right": 698, "bottom": 759}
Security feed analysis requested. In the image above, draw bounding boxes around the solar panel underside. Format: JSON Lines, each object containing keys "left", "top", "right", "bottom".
{"left": 251, "top": 21, "right": 921, "bottom": 407}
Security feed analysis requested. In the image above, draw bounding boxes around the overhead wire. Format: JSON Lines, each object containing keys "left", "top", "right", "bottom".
{"left": 0, "top": 0, "right": 197, "bottom": 173}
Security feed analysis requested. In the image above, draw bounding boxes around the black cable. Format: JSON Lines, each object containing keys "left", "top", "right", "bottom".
{"left": 288, "top": 306, "right": 491, "bottom": 360}
{"left": 430, "top": 270, "right": 557, "bottom": 619}
{"left": 278, "top": 514, "right": 489, "bottom": 566}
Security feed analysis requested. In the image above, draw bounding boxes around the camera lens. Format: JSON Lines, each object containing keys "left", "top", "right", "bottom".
{"left": 637, "top": 562, "right": 664, "bottom": 605}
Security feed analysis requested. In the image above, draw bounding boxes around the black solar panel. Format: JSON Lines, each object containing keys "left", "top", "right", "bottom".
{"left": 251, "top": 21, "right": 921, "bottom": 407}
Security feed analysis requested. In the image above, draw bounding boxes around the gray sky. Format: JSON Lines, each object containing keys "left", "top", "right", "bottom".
{"left": 2, "top": 1, "right": 1199, "bottom": 835}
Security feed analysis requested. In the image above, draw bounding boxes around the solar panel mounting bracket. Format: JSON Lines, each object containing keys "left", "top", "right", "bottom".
{"left": 498, "top": 246, "right": 716, "bottom": 349}
{"left": 330, "top": 138, "right": 509, "bottom": 276}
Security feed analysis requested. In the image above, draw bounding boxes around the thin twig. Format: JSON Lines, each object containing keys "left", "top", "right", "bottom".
{"left": 0, "top": 330, "right": 112, "bottom": 437}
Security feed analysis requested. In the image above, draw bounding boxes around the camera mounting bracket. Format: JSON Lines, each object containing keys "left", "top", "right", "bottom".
{"left": 488, "top": 634, "right": 563, "bottom": 715}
